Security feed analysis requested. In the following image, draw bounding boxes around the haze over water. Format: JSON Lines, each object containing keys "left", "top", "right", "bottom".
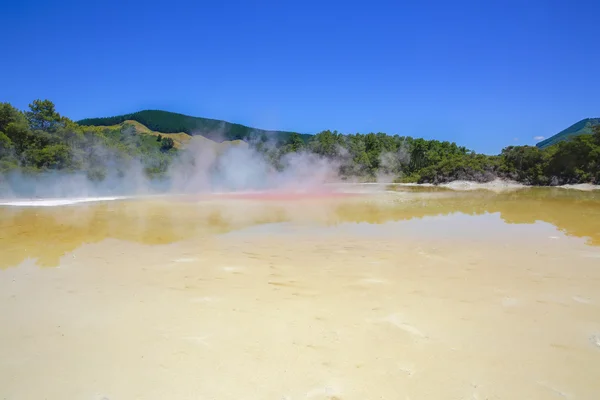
{"left": 1, "top": 186, "right": 599, "bottom": 399}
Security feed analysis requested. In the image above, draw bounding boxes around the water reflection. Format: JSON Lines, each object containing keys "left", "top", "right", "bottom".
{"left": 0, "top": 188, "right": 598, "bottom": 268}
{"left": 337, "top": 187, "right": 600, "bottom": 241}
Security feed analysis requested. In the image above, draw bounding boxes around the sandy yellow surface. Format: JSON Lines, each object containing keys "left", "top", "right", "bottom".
{"left": 1, "top": 188, "right": 599, "bottom": 399}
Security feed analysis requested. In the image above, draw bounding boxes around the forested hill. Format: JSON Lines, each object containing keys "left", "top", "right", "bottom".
{"left": 536, "top": 118, "right": 600, "bottom": 149}
{"left": 2, "top": 99, "right": 600, "bottom": 188}
{"left": 78, "top": 110, "right": 311, "bottom": 143}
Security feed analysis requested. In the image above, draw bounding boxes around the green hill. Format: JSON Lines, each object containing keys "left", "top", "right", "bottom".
{"left": 536, "top": 118, "right": 600, "bottom": 149}
{"left": 77, "top": 110, "right": 312, "bottom": 143}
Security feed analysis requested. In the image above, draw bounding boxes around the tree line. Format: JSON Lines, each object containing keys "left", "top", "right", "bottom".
{"left": 259, "top": 127, "right": 600, "bottom": 185}
{"left": 1, "top": 99, "right": 599, "bottom": 186}
{"left": 0, "top": 100, "right": 176, "bottom": 181}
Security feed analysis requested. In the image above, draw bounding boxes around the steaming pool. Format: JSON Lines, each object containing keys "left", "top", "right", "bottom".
{"left": 1, "top": 186, "right": 600, "bottom": 399}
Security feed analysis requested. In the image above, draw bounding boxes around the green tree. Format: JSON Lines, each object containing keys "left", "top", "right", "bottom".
{"left": 25, "top": 99, "right": 62, "bottom": 131}
{"left": 0, "top": 131, "right": 18, "bottom": 172}
{"left": 0, "top": 103, "right": 31, "bottom": 154}
{"left": 593, "top": 124, "right": 600, "bottom": 145}
{"left": 309, "top": 130, "right": 343, "bottom": 158}
{"left": 286, "top": 132, "right": 304, "bottom": 153}
{"left": 160, "top": 137, "right": 174, "bottom": 151}
{"left": 545, "top": 135, "right": 598, "bottom": 183}
{"left": 0, "top": 132, "right": 12, "bottom": 153}
{"left": 22, "top": 144, "right": 72, "bottom": 169}
{"left": 500, "top": 145, "right": 548, "bottom": 184}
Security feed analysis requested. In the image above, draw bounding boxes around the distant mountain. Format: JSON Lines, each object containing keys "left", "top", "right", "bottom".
{"left": 104, "top": 119, "right": 248, "bottom": 151}
{"left": 78, "top": 110, "right": 311, "bottom": 143}
{"left": 536, "top": 118, "right": 600, "bottom": 149}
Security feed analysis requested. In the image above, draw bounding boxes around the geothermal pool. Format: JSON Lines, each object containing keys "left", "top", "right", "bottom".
{"left": 1, "top": 187, "right": 599, "bottom": 399}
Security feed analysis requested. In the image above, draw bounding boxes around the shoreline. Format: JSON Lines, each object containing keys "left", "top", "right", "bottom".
{"left": 336, "top": 179, "right": 600, "bottom": 192}
{"left": 0, "top": 180, "right": 598, "bottom": 207}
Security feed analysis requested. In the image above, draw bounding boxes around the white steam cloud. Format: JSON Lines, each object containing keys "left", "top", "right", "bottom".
{"left": 0, "top": 134, "right": 342, "bottom": 199}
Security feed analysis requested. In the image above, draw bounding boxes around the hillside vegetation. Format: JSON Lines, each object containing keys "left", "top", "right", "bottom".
{"left": 537, "top": 118, "right": 600, "bottom": 148}
{"left": 0, "top": 101, "right": 178, "bottom": 181}
{"left": 102, "top": 119, "right": 247, "bottom": 151}
{"left": 78, "top": 110, "right": 311, "bottom": 143}
{"left": 2, "top": 99, "right": 600, "bottom": 190}
{"left": 103, "top": 120, "right": 192, "bottom": 149}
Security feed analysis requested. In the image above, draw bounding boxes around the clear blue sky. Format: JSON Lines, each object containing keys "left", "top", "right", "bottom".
{"left": 2, "top": 0, "right": 599, "bottom": 154}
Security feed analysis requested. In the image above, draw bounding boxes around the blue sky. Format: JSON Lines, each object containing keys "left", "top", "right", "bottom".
{"left": 2, "top": 0, "right": 599, "bottom": 154}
